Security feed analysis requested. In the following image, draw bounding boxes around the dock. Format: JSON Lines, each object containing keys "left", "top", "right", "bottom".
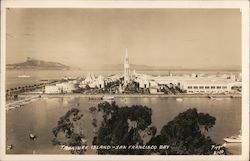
{"left": 6, "top": 95, "right": 41, "bottom": 111}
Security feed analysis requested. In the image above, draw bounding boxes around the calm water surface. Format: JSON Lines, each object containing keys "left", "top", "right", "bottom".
{"left": 6, "top": 97, "right": 241, "bottom": 154}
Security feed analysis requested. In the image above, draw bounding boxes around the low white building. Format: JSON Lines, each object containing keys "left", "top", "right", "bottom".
{"left": 149, "top": 81, "right": 159, "bottom": 94}
{"left": 136, "top": 78, "right": 149, "bottom": 89}
{"left": 56, "top": 82, "right": 76, "bottom": 93}
{"left": 79, "top": 73, "right": 107, "bottom": 89}
{"left": 134, "top": 72, "right": 240, "bottom": 94}
{"left": 45, "top": 85, "right": 61, "bottom": 94}
{"left": 181, "top": 79, "right": 235, "bottom": 94}
{"left": 97, "top": 75, "right": 105, "bottom": 88}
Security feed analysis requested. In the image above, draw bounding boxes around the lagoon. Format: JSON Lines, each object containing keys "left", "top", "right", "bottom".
{"left": 6, "top": 96, "right": 241, "bottom": 154}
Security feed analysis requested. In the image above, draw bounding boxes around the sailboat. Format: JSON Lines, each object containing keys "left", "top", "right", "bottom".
{"left": 224, "top": 131, "right": 241, "bottom": 143}
{"left": 18, "top": 75, "right": 30, "bottom": 78}
{"left": 102, "top": 96, "right": 115, "bottom": 101}
{"left": 176, "top": 98, "right": 183, "bottom": 102}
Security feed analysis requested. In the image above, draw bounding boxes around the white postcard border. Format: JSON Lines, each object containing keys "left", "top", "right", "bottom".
{"left": 0, "top": 1, "right": 249, "bottom": 161}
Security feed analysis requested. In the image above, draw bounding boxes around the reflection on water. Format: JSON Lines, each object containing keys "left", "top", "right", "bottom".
{"left": 6, "top": 97, "right": 241, "bottom": 154}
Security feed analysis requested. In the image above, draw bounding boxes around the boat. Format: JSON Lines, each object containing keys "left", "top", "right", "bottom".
{"left": 29, "top": 133, "right": 37, "bottom": 140}
{"left": 224, "top": 133, "right": 241, "bottom": 143}
{"left": 18, "top": 75, "right": 31, "bottom": 78}
{"left": 230, "top": 95, "right": 236, "bottom": 98}
{"left": 7, "top": 144, "right": 14, "bottom": 150}
{"left": 176, "top": 98, "right": 183, "bottom": 102}
{"left": 102, "top": 96, "right": 115, "bottom": 101}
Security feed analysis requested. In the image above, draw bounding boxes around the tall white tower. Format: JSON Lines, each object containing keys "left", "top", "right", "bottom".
{"left": 124, "top": 48, "right": 130, "bottom": 84}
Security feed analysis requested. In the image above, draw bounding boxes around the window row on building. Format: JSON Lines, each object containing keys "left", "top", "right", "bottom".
{"left": 183, "top": 83, "right": 233, "bottom": 94}
{"left": 187, "top": 86, "right": 228, "bottom": 89}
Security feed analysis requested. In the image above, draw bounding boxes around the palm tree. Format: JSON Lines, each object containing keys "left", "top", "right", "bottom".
{"left": 14, "top": 88, "right": 18, "bottom": 93}
{"left": 6, "top": 89, "right": 9, "bottom": 98}
{"left": 9, "top": 88, "right": 14, "bottom": 95}
{"left": 17, "top": 86, "right": 21, "bottom": 93}
{"left": 21, "top": 87, "right": 25, "bottom": 92}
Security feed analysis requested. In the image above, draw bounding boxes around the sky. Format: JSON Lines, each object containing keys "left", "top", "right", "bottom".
{"left": 6, "top": 8, "right": 241, "bottom": 69}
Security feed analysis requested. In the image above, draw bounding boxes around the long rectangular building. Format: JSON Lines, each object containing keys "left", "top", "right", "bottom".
{"left": 181, "top": 79, "right": 236, "bottom": 94}
{"left": 134, "top": 73, "right": 241, "bottom": 94}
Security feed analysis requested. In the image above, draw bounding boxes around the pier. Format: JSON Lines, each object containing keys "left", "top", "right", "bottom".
{"left": 6, "top": 95, "right": 41, "bottom": 111}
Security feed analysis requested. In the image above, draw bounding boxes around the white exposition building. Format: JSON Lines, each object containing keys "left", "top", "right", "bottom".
{"left": 181, "top": 79, "right": 235, "bottom": 94}
{"left": 45, "top": 81, "right": 77, "bottom": 94}
{"left": 133, "top": 73, "right": 241, "bottom": 94}
{"left": 131, "top": 61, "right": 241, "bottom": 94}
{"left": 44, "top": 49, "right": 241, "bottom": 95}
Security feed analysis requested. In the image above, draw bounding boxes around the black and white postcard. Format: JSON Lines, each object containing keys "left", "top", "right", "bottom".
{"left": 0, "top": 1, "right": 249, "bottom": 161}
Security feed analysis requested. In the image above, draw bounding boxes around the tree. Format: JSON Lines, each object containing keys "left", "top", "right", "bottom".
{"left": 93, "top": 105, "right": 224, "bottom": 155}
{"left": 148, "top": 108, "right": 219, "bottom": 155}
{"left": 93, "top": 102, "right": 152, "bottom": 154}
{"left": 51, "top": 108, "right": 86, "bottom": 154}
{"left": 53, "top": 104, "right": 226, "bottom": 155}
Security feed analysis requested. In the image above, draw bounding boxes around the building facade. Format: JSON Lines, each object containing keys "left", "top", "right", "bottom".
{"left": 181, "top": 80, "right": 234, "bottom": 94}
{"left": 45, "top": 85, "right": 61, "bottom": 94}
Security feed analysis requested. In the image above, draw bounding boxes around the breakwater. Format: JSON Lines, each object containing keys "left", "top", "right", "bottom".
{"left": 5, "top": 93, "right": 241, "bottom": 111}
{"left": 6, "top": 95, "right": 41, "bottom": 111}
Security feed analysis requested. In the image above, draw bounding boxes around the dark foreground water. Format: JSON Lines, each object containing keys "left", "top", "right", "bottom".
{"left": 6, "top": 97, "right": 241, "bottom": 154}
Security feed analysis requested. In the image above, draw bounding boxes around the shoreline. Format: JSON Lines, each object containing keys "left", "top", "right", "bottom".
{"left": 5, "top": 93, "right": 240, "bottom": 109}
{"left": 19, "top": 93, "right": 241, "bottom": 98}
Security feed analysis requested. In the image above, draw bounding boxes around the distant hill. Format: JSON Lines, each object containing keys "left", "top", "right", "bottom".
{"left": 6, "top": 58, "right": 70, "bottom": 70}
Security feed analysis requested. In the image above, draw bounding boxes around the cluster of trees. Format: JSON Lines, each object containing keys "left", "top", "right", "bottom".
{"left": 51, "top": 108, "right": 86, "bottom": 154}
{"left": 147, "top": 108, "right": 219, "bottom": 154}
{"left": 92, "top": 102, "right": 153, "bottom": 154}
{"left": 52, "top": 102, "right": 227, "bottom": 155}
{"left": 91, "top": 102, "right": 226, "bottom": 155}
{"left": 6, "top": 84, "right": 43, "bottom": 99}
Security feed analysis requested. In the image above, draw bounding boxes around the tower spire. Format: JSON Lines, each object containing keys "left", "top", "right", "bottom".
{"left": 124, "top": 48, "right": 130, "bottom": 85}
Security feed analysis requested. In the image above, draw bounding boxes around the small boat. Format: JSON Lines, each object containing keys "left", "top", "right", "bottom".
{"left": 224, "top": 134, "right": 241, "bottom": 143}
{"left": 29, "top": 133, "right": 37, "bottom": 140}
{"left": 208, "top": 95, "right": 213, "bottom": 99}
{"left": 18, "top": 75, "right": 31, "bottom": 78}
{"left": 7, "top": 144, "right": 14, "bottom": 150}
{"left": 230, "top": 95, "right": 236, "bottom": 98}
{"left": 176, "top": 98, "right": 183, "bottom": 102}
{"left": 102, "top": 96, "right": 115, "bottom": 101}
